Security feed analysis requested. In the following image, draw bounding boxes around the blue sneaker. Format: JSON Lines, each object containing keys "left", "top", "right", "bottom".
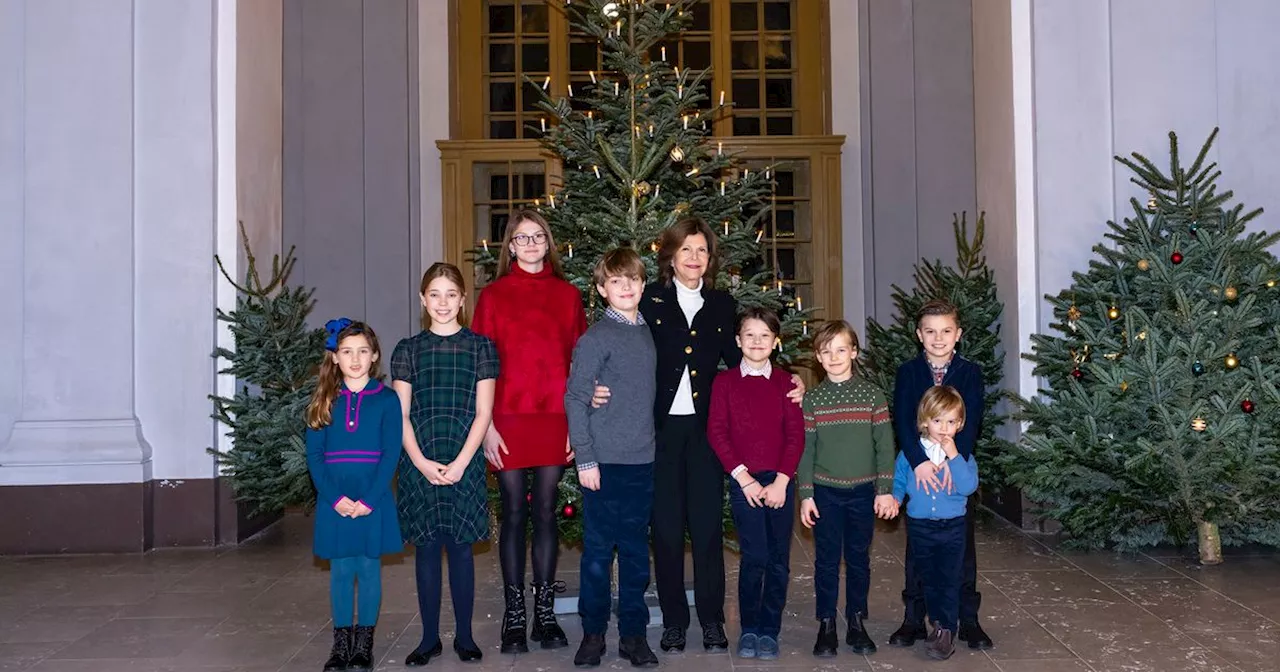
{"left": 756, "top": 635, "right": 779, "bottom": 660}
{"left": 737, "top": 633, "right": 758, "bottom": 659}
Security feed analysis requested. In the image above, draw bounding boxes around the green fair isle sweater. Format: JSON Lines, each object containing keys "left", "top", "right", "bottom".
{"left": 797, "top": 375, "right": 896, "bottom": 499}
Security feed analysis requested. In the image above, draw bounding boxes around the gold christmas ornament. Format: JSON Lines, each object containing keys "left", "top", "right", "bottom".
{"left": 1107, "top": 305, "right": 1121, "bottom": 320}
{"left": 1137, "top": 330, "right": 1148, "bottom": 340}
{"left": 634, "top": 181, "right": 652, "bottom": 196}
{"left": 1225, "top": 286, "right": 1238, "bottom": 301}
{"left": 1137, "top": 259, "right": 1150, "bottom": 271}
{"left": 1191, "top": 417, "right": 1207, "bottom": 432}
{"left": 1119, "top": 380, "right": 1129, "bottom": 392}
{"left": 669, "top": 146, "right": 685, "bottom": 162}
{"left": 1147, "top": 194, "right": 1158, "bottom": 210}
{"left": 1225, "top": 353, "right": 1240, "bottom": 370}
{"left": 673, "top": 201, "right": 689, "bottom": 213}
{"left": 1066, "top": 305, "right": 1082, "bottom": 322}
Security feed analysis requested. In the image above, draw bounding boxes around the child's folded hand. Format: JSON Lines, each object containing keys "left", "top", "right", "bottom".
{"left": 761, "top": 481, "right": 788, "bottom": 508}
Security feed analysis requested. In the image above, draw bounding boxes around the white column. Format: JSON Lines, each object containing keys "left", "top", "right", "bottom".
{"left": 418, "top": 0, "right": 449, "bottom": 274}
{"left": 134, "top": 0, "right": 219, "bottom": 481}
{"left": 2, "top": 0, "right": 152, "bottom": 485}
{"left": 0, "top": 0, "right": 25, "bottom": 447}
{"left": 972, "top": 0, "right": 1039, "bottom": 410}
{"left": 829, "top": 0, "right": 865, "bottom": 328}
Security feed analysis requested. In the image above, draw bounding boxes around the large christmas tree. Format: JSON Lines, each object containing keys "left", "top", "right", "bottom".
{"left": 209, "top": 225, "right": 325, "bottom": 517}
{"left": 472, "top": 0, "right": 812, "bottom": 544}
{"left": 1001, "top": 129, "right": 1280, "bottom": 564}
{"left": 862, "top": 212, "right": 1012, "bottom": 493}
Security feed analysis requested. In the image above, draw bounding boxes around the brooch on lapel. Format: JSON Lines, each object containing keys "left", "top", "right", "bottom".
{"left": 650, "top": 296, "right": 664, "bottom": 303}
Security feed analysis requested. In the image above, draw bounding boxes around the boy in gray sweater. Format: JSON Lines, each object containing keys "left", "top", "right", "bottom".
{"left": 564, "top": 247, "right": 658, "bottom": 668}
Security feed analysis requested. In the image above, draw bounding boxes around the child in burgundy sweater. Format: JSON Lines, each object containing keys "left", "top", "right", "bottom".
{"left": 707, "top": 307, "right": 805, "bottom": 661}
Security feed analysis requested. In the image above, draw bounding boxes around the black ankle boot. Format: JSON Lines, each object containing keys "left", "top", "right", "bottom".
{"left": 530, "top": 581, "right": 569, "bottom": 649}
{"left": 812, "top": 618, "right": 838, "bottom": 657}
{"left": 324, "top": 626, "right": 352, "bottom": 671}
{"left": 888, "top": 618, "right": 927, "bottom": 647}
{"left": 346, "top": 625, "right": 374, "bottom": 671}
{"left": 846, "top": 613, "right": 877, "bottom": 654}
{"left": 500, "top": 584, "right": 529, "bottom": 654}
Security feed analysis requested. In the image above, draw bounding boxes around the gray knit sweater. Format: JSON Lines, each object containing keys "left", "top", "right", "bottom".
{"left": 564, "top": 316, "right": 657, "bottom": 467}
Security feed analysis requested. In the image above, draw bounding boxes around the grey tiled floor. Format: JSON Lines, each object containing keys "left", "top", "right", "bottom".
{"left": 1, "top": 511, "right": 1278, "bottom": 671}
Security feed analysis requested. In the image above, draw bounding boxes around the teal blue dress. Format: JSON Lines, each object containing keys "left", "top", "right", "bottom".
{"left": 305, "top": 380, "right": 405, "bottom": 559}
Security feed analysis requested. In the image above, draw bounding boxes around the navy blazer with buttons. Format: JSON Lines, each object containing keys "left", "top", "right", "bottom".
{"left": 893, "top": 352, "right": 984, "bottom": 469}
{"left": 639, "top": 281, "right": 741, "bottom": 428}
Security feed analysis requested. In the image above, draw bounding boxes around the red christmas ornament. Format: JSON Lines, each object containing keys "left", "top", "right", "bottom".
{"left": 1171, "top": 251, "right": 1184, "bottom": 264}
{"left": 1242, "top": 399, "right": 1256, "bottom": 414}
{"left": 1070, "top": 368, "right": 1084, "bottom": 381}
{"left": 562, "top": 504, "right": 576, "bottom": 518}
{"left": 527, "top": 493, "right": 533, "bottom": 503}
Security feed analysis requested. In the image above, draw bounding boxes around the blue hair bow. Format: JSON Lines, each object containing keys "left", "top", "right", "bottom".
{"left": 324, "top": 318, "right": 354, "bottom": 351}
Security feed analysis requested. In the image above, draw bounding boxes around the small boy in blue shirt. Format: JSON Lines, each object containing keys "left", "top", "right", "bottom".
{"left": 892, "top": 386, "right": 978, "bottom": 661}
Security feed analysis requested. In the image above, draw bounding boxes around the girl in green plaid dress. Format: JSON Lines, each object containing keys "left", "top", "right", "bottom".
{"left": 391, "top": 263, "right": 499, "bottom": 666}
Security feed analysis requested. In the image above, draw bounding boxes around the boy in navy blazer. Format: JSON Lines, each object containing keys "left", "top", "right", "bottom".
{"left": 888, "top": 299, "right": 993, "bottom": 651}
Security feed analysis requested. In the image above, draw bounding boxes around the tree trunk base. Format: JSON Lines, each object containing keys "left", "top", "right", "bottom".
{"left": 1197, "top": 521, "right": 1223, "bottom": 565}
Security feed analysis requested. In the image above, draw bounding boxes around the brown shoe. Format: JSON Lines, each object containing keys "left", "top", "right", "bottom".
{"left": 926, "top": 628, "right": 955, "bottom": 660}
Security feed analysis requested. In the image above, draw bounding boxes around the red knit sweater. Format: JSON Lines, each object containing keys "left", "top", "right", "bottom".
{"left": 707, "top": 366, "right": 805, "bottom": 476}
{"left": 472, "top": 264, "right": 587, "bottom": 470}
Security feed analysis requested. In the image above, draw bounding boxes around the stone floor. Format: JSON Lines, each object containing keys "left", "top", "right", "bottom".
{"left": 1, "top": 511, "right": 1278, "bottom": 672}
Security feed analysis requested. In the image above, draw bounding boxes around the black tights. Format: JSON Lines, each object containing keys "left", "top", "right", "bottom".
{"left": 496, "top": 466, "right": 564, "bottom": 586}
{"left": 413, "top": 538, "right": 474, "bottom": 651}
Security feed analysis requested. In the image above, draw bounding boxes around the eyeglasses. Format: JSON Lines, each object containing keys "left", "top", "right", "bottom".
{"left": 512, "top": 232, "right": 548, "bottom": 247}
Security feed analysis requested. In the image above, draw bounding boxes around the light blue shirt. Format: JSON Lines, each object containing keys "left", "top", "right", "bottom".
{"left": 892, "top": 441, "right": 978, "bottom": 520}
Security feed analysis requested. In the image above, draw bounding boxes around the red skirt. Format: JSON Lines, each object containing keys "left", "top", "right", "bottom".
{"left": 491, "top": 412, "right": 573, "bottom": 471}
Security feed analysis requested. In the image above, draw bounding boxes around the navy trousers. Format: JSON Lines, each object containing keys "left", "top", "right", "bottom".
{"left": 580, "top": 462, "right": 654, "bottom": 638}
{"left": 902, "top": 494, "right": 981, "bottom": 624}
{"left": 812, "top": 483, "right": 876, "bottom": 621}
{"left": 906, "top": 516, "right": 966, "bottom": 632}
{"left": 728, "top": 471, "right": 794, "bottom": 639}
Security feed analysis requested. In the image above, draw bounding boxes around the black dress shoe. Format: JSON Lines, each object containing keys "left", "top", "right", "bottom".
{"left": 574, "top": 633, "right": 606, "bottom": 667}
{"left": 845, "top": 613, "right": 877, "bottom": 654}
{"left": 659, "top": 626, "right": 686, "bottom": 652}
{"left": 959, "top": 621, "right": 994, "bottom": 650}
{"left": 702, "top": 622, "right": 729, "bottom": 652}
{"left": 619, "top": 636, "right": 660, "bottom": 667}
{"left": 812, "top": 618, "right": 838, "bottom": 657}
{"left": 888, "top": 620, "right": 927, "bottom": 647}
{"left": 404, "top": 640, "right": 442, "bottom": 667}
{"left": 453, "top": 639, "right": 483, "bottom": 662}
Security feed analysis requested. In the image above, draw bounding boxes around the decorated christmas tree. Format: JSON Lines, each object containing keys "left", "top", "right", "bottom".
{"left": 471, "top": 0, "right": 812, "bottom": 544}
{"left": 1001, "top": 129, "right": 1280, "bottom": 564}
{"left": 209, "top": 224, "right": 325, "bottom": 517}
{"left": 862, "top": 212, "right": 1012, "bottom": 493}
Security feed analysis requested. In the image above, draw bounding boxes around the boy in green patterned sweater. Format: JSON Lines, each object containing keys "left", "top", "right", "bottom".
{"left": 797, "top": 320, "right": 897, "bottom": 658}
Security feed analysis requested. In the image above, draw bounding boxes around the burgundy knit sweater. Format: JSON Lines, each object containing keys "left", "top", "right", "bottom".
{"left": 707, "top": 367, "right": 805, "bottom": 476}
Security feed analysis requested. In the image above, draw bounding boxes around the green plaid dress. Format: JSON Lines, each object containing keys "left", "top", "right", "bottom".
{"left": 391, "top": 328, "right": 500, "bottom": 545}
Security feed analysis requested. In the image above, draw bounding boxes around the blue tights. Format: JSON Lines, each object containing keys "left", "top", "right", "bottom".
{"left": 330, "top": 556, "right": 382, "bottom": 628}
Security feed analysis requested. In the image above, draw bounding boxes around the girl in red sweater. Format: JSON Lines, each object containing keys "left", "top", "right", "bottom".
{"left": 471, "top": 209, "right": 588, "bottom": 654}
{"left": 707, "top": 307, "right": 805, "bottom": 661}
